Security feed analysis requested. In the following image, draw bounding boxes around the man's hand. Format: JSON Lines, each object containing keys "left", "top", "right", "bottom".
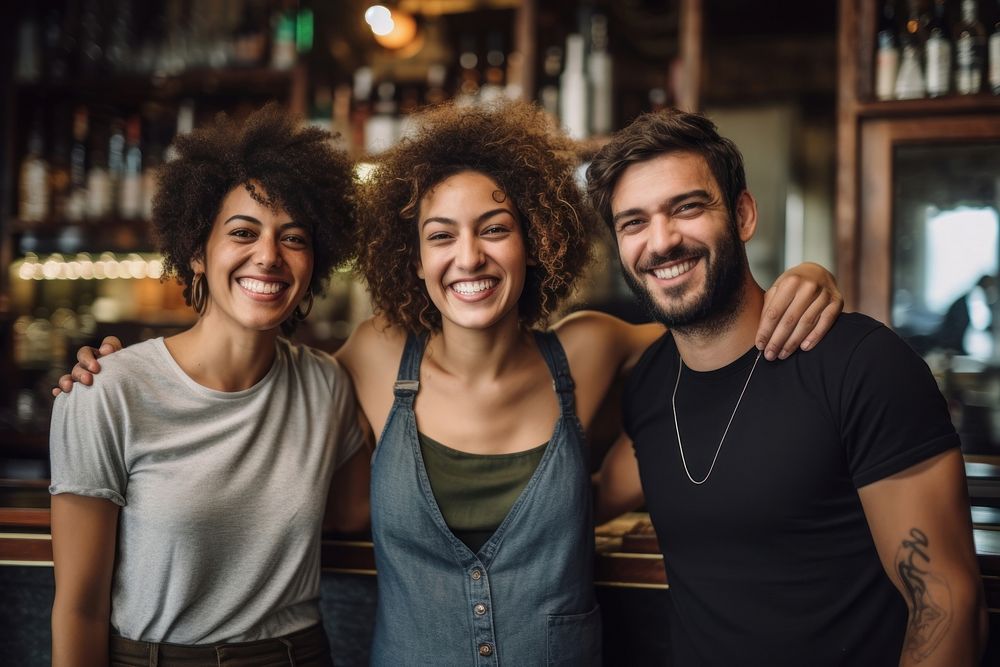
{"left": 756, "top": 262, "right": 843, "bottom": 361}
{"left": 52, "top": 336, "right": 124, "bottom": 397}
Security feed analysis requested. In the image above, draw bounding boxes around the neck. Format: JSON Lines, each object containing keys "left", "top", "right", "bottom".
{"left": 164, "top": 318, "right": 280, "bottom": 392}
{"left": 429, "top": 311, "right": 534, "bottom": 381}
{"left": 671, "top": 274, "right": 764, "bottom": 371}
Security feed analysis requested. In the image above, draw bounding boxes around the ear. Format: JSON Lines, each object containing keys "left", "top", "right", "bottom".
{"left": 734, "top": 191, "right": 758, "bottom": 243}
{"left": 191, "top": 254, "right": 205, "bottom": 275}
{"left": 415, "top": 260, "right": 424, "bottom": 280}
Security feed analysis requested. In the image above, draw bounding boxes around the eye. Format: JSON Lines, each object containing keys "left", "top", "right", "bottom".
{"left": 229, "top": 228, "right": 257, "bottom": 240}
{"left": 482, "top": 225, "right": 510, "bottom": 236}
{"left": 675, "top": 202, "right": 705, "bottom": 216}
{"left": 616, "top": 218, "right": 644, "bottom": 234}
{"left": 426, "top": 231, "right": 452, "bottom": 242}
{"left": 282, "top": 233, "right": 310, "bottom": 248}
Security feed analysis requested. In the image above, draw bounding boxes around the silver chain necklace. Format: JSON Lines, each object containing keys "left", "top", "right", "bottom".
{"left": 671, "top": 350, "right": 762, "bottom": 485}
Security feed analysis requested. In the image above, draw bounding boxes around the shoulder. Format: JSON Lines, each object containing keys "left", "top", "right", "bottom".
{"left": 334, "top": 315, "right": 407, "bottom": 384}
{"left": 552, "top": 310, "right": 665, "bottom": 375}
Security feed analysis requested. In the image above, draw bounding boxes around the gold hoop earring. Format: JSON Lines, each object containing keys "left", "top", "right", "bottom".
{"left": 191, "top": 272, "right": 208, "bottom": 314}
{"left": 294, "top": 292, "right": 314, "bottom": 321}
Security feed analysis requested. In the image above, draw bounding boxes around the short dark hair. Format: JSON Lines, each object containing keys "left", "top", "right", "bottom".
{"left": 152, "top": 103, "right": 357, "bottom": 334}
{"left": 355, "top": 101, "right": 594, "bottom": 334}
{"left": 586, "top": 110, "right": 747, "bottom": 231}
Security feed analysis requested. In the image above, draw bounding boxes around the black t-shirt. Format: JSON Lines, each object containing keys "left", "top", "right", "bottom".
{"left": 624, "top": 313, "right": 960, "bottom": 667}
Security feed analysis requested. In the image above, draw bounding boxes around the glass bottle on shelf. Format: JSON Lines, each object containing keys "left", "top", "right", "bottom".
{"left": 560, "top": 33, "right": 589, "bottom": 139}
{"left": 539, "top": 46, "right": 563, "bottom": 119}
{"left": 589, "top": 13, "right": 613, "bottom": 136}
{"left": 989, "top": 0, "right": 1000, "bottom": 93}
{"left": 86, "top": 124, "right": 112, "bottom": 221}
{"left": 120, "top": 116, "right": 143, "bottom": 220}
{"left": 479, "top": 32, "right": 507, "bottom": 105}
{"left": 365, "top": 81, "right": 400, "bottom": 155}
{"left": 455, "top": 34, "right": 481, "bottom": 107}
{"left": 876, "top": 0, "right": 900, "bottom": 100}
{"left": 926, "top": 0, "right": 952, "bottom": 97}
{"left": 350, "top": 67, "right": 374, "bottom": 156}
{"left": 895, "top": 0, "right": 927, "bottom": 99}
{"left": 66, "top": 106, "right": 89, "bottom": 223}
{"left": 50, "top": 117, "right": 72, "bottom": 222}
{"left": 956, "top": 0, "right": 987, "bottom": 94}
{"left": 425, "top": 64, "right": 448, "bottom": 106}
{"left": 18, "top": 118, "right": 50, "bottom": 225}
{"left": 107, "top": 118, "right": 126, "bottom": 217}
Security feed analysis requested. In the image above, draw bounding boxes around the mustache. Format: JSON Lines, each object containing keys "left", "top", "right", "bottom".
{"left": 636, "top": 244, "right": 707, "bottom": 273}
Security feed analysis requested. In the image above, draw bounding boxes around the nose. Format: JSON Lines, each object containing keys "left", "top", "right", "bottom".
{"left": 455, "top": 233, "right": 485, "bottom": 271}
{"left": 647, "top": 213, "right": 682, "bottom": 255}
{"left": 254, "top": 235, "right": 283, "bottom": 269}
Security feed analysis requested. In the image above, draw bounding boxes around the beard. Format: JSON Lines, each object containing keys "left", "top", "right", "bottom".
{"left": 621, "top": 223, "right": 746, "bottom": 337}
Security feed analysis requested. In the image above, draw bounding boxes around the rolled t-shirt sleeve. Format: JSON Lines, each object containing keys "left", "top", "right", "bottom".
{"left": 840, "top": 324, "right": 960, "bottom": 489}
{"left": 49, "top": 385, "right": 128, "bottom": 506}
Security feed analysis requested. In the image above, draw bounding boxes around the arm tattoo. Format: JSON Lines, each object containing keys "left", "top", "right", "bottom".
{"left": 896, "top": 527, "right": 951, "bottom": 662}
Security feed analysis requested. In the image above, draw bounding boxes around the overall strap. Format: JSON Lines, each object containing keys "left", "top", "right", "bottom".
{"left": 533, "top": 330, "right": 576, "bottom": 416}
{"left": 393, "top": 333, "right": 427, "bottom": 405}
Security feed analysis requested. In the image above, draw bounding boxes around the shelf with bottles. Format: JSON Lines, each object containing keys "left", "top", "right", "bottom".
{"left": 866, "top": 0, "right": 1000, "bottom": 111}
{"left": 13, "top": 0, "right": 310, "bottom": 99}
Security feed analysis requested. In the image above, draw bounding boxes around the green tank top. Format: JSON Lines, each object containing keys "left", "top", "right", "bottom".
{"left": 418, "top": 432, "right": 548, "bottom": 553}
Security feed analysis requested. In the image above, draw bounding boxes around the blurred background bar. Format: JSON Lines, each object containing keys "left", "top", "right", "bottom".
{"left": 1, "top": 1, "right": 1000, "bottom": 664}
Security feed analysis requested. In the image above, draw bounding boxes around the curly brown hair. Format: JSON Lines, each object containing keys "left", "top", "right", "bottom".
{"left": 355, "top": 101, "right": 594, "bottom": 333}
{"left": 152, "top": 103, "right": 357, "bottom": 334}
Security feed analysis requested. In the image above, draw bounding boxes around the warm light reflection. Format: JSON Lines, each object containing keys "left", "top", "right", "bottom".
{"left": 11, "top": 252, "right": 166, "bottom": 281}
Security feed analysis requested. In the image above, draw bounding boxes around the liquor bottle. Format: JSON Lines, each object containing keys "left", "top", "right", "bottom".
{"left": 165, "top": 100, "right": 195, "bottom": 163}
{"left": 956, "top": 0, "right": 987, "bottom": 94}
{"left": 66, "top": 107, "right": 89, "bottom": 223}
{"left": 15, "top": 9, "right": 42, "bottom": 82}
{"left": 560, "top": 33, "right": 589, "bottom": 139}
{"left": 425, "top": 64, "right": 448, "bottom": 106}
{"left": 86, "top": 123, "right": 112, "bottom": 221}
{"left": 19, "top": 119, "right": 50, "bottom": 224}
{"left": 271, "top": 9, "right": 297, "bottom": 70}
{"left": 455, "top": 34, "right": 481, "bottom": 107}
{"left": 876, "top": 0, "right": 900, "bottom": 100}
{"left": 365, "top": 82, "right": 399, "bottom": 155}
{"left": 107, "top": 118, "right": 126, "bottom": 216}
{"left": 42, "top": 6, "right": 70, "bottom": 83}
{"left": 49, "top": 115, "right": 72, "bottom": 221}
{"left": 350, "top": 67, "right": 374, "bottom": 156}
{"left": 119, "top": 117, "right": 143, "bottom": 219}
{"left": 895, "top": 0, "right": 927, "bottom": 98}
{"left": 588, "top": 13, "right": 613, "bottom": 135}
{"left": 78, "top": 0, "right": 105, "bottom": 77}
{"left": 479, "top": 32, "right": 506, "bottom": 105}
{"left": 539, "top": 46, "right": 563, "bottom": 118}
{"left": 105, "top": 0, "right": 134, "bottom": 73}
{"left": 925, "top": 0, "right": 952, "bottom": 96}
{"left": 989, "top": 0, "right": 1000, "bottom": 93}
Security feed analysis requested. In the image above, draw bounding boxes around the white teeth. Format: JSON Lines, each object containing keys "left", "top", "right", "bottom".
{"left": 238, "top": 278, "right": 285, "bottom": 295}
{"left": 451, "top": 279, "right": 497, "bottom": 295}
{"left": 653, "top": 260, "right": 696, "bottom": 280}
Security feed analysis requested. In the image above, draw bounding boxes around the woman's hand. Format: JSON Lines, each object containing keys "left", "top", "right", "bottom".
{"left": 756, "top": 262, "right": 843, "bottom": 361}
{"left": 52, "top": 337, "right": 124, "bottom": 397}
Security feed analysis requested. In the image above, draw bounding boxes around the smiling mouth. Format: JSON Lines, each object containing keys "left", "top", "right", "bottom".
{"left": 651, "top": 259, "right": 698, "bottom": 280}
{"left": 450, "top": 278, "right": 498, "bottom": 295}
{"left": 237, "top": 277, "right": 288, "bottom": 295}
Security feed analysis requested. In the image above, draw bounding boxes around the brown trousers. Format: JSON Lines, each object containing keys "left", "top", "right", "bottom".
{"left": 109, "top": 623, "right": 334, "bottom": 667}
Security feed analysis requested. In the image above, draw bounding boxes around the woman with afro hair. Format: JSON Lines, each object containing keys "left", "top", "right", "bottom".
{"left": 62, "top": 101, "right": 840, "bottom": 664}
{"left": 335, "top": 101, "right": 840, "bottom": 664}
{"left": 48, "top": 104, "right": 368, "bottom": 666}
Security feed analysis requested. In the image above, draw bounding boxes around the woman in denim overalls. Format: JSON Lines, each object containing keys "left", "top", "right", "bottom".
{"left": 339, "top": 102, "right": 841, "bottom": 665}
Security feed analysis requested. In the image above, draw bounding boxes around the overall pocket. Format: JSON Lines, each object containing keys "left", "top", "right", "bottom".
{"left": 546, "top": 604, "right": 602, "bottom": 666}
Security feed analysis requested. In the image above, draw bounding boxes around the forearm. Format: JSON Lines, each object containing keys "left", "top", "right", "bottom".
{"left": 898, "top": 576, "right": 987, "bottom": 666}
{"left": 51, "top": 604, "right": 110, "bottom": 667}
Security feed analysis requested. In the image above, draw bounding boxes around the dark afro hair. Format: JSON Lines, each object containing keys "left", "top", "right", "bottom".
{"left": 152, "top": 102, "right": 357, "bottom": 333}
{"left": 355, "top": 101, "right": 594, "bottom": 334}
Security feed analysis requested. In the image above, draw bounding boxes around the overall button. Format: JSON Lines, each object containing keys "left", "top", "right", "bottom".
{"left": 471, "top": 569, "right": 482, "bottom": 581}
{"left": 478, "top": 643, "right": 493, "bottom": 657}
{"left": 474, "top": 603, "right": 487, "bottom": 616}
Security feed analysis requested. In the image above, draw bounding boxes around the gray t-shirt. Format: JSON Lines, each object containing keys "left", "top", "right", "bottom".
{"left": 49, "top": 337, "right": 364, "bottom": 644}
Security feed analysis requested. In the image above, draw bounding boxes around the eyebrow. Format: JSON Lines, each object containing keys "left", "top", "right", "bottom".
{"left": 421, "top": 207, "right": 515, "bottom": 229}
{"left": 611, "top": 189, "right": 713, "bottom": 224}
{"left": 224, "top": 215, "right": 307, "bottom": 231}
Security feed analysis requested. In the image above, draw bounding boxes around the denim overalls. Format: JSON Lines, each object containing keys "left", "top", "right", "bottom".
{"left": 370, "top": 331, "right": 601, "bottom": 666}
